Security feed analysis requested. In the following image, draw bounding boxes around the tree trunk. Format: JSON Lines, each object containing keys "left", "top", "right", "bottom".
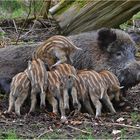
{"left": 49, "top": 0, "right": 140, "bottom": 35}
{"left": 42, "top": 0, "right": 51, "bottom": 19}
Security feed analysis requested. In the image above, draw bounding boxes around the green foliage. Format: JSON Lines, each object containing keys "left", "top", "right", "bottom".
{"left": 120, "top": 128, "right": 127, "bottom": 139}
{"left": 12, "top": 8, "right": 25, "bottom": 18}
{"left": 42, "top": 129, "right": 67, "bottom": 139}
{"left": 7, "top": 132, "right": 17, "bottom": 139}
{"left": 1, "top": 0, "right": 22, "bottom": 11}
{"left": 0, "top": 0, "right": 44, "bottom": 19}
{"left": 74, "top": 0, "right": 88, "bottom": 8}
{"left": 130, "top": 112, "right": 140, "bottom": 124}
{"left": 4, "top": 130, "right": 18, "bottom": 139}
{"left": 133, "top": 11, "right": 140, "bottom": 20}
{"left": 120, "top": 11, "right": 140, "bottom": 30}
{"left": 0, "top": 32, "right": 5, "bottom": 38}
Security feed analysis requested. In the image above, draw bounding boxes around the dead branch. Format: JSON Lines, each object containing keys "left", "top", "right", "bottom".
{"left": 37, "top": 128, "right": 53, "bottom": 138}
{"left": 12, "top": 19, "right": 18, "bottom": 34}
{"left": 105, "top": 122, "right": 140, "bottom": 130}
{"left": 67, "top": 125, "right": 91, "bottom": 134}
{"left": 15, "top": 0, "right": 32, "bottom": 44}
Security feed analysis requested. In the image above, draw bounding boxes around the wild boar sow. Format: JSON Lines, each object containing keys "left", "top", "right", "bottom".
{"left": 69, "top": 28, "right": 139, "bottom": 92}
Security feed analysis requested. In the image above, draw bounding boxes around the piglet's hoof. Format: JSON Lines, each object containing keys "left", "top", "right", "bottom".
{"left": 3, "top": 110, "right": 15, "bottom": 116}
{"left": 3, "top": 110, "right": 10, "bottom": 114}
{"left": 40, "top": 104, "right": 46, "bottom": 110}
{"left": 28, "top": 111, "right": 36, "bottom": 116}
{"left": 61, "top": 116, "right": 67, "bottom": 123}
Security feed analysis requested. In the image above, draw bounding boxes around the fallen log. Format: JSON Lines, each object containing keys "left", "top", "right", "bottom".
{"left": 49, "top": 0, "right": 140, "bottom": 35}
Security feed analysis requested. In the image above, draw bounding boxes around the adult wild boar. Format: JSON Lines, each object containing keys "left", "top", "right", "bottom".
{"left": 68, "top": 28, "right": 140, "bottom": 93}
{"left": 0, "top": 28, "right": 139, "bottom": 94}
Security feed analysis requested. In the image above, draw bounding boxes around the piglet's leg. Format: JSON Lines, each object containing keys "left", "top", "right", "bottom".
{"left": 57, "top": 90, "right": 67, "bottom": 122}
{"left": 7, "top": 93, "right": 15, "bottom": 113}
{"left": 63, "top": 88, "right": 70, "bottom": 114}
{"left": 71, "top": 87, "right": 79, "bottom": 110}
{"left": 47, "top": 92, "right": 58, "bottom": 114}
{"left": 29, "top": 88, "right": 37, "bottom": 113}
{"left": 89, "top": 89, "right": 102, "bottom": 118}
{"left": 40, "top": 91, "right": 46, "bottom": 109}
{"left": 102, "top": 93, "right": 116, "bottom": 114}
{"left": 15, "top": 91, "right": 28, "bottom": 116}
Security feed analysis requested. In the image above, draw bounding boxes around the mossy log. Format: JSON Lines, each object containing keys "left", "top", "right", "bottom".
{"left": 49, "top": 0, "right": 140, "bottom": 35}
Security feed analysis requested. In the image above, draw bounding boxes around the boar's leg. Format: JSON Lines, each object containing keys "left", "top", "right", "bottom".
{"left": 46, "top": 91, "right": 58, "bottom": 114}
{"left": 102, "top": 92, "right": 116, "bottom": 114}
{"left": 15, "top": 91, "right": 28, "bottom": 116}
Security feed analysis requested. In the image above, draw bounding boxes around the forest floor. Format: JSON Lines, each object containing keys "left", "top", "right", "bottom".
{"left": 0, "top": 18, "right": 140, "bottom": 139}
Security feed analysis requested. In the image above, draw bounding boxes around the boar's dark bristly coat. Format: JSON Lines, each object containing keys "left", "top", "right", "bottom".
{"left": 69, "top": 28, "right": 138, "bottom": 92}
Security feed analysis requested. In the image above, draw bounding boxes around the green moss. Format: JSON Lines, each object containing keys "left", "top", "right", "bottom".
{"left": 74, "top": 0, "right": 89, "bottom": 8}
{"left": 56, "top": 2, "right": 74, "bottom": 15}
{"left": 55, "top": 0, "right": 89, "bottom": 16}
{"left": 133, "top": 11, "right": 140, "bottom": 20}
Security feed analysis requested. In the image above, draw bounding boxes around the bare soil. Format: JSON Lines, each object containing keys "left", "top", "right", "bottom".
{"left": 0, "top": 19, "right": 140, "bottom": 139}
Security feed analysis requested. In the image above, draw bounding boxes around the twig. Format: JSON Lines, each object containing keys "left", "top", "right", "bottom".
{"left": 19, "top": 2, "right": 46, "bottom": 39}
{"left": 20, "top": 20, "right": 37, "bottom": 38}
{"left": 12, "top": 19, "right": 18, "bottom": 34}
{"left": 105, "top": 122, "right": 140, "bottom": 130}
{"left": 67, "top": 125, "right": 91, "bottom": 134}
{"left": 15, "top": 0, "right": 32, "bottom": 44}
{"left": 37, "top": 129, "right": 53, "bottom": 138}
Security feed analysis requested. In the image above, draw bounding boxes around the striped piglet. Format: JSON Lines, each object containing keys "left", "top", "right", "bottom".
{"left": 6, "top": 72, "right": 30, "bottom": 116}
{"left": 46, "top": 63, "right": 78, "bottom": 121}
{"left": 32, "top": 35, "right": 82, "bottom": 69}
{"left": 65, "top": 69, "right": 122, "bottom": 118}
{"left": 25, "top": 58, "right": 48, "bottom": 113}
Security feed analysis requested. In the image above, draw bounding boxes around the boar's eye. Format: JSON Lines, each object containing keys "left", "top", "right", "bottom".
{"left": 116, "top": 52, "right": 122, "bottom": 57}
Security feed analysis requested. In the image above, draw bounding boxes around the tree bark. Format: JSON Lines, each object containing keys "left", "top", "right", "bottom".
{"left": 42, "top": 0, "right": 51, "bottom": 19}
{"left": 49, "top": 0, "right": 140, "bottom": 35}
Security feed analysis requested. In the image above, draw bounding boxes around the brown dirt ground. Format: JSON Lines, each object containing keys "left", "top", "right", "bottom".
{"left": 0, "top": 19, "right": 140, "bottom": 139}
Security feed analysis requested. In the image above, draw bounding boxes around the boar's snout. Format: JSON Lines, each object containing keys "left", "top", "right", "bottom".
{"left": 119, "top": 61, "right": 140, "bottom": 91}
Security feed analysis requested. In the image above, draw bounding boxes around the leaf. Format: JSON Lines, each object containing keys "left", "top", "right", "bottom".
{"left": 116, "top": 117, "right": 125, "bottom": 123}
{"left": 112, "top": 130, "right": 121, "bottom": 135}
{"left": 70, "top": 120, "right": 82, "bottom": 125}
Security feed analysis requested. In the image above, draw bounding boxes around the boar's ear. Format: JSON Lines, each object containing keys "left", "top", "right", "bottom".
{"left": 98, "top": 28, "right": 116, "bottom": 51}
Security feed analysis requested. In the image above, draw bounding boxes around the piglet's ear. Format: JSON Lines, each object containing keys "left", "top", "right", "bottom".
{"left": 97, "top": 28, "right": 116, "bottom": 50}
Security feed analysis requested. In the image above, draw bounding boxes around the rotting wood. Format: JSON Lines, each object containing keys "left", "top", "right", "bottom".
{"left": 49, "top": 0, "right": 140, "bottom": 35}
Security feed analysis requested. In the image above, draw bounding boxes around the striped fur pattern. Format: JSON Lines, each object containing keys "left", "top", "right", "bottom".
{"left": 25, "top": 58, "right": 48, "bottom": 113}
{"left": 99, "top": 70, "right": 121, "bottom": 101}
{"left": 46, "top": 63, "right": 78, "bottom": 121}
{"left": 7, "top": 72, "right": 30, "bottom": 116}
{"left": 76, "top": 70, "right": 104, "bottom": 116}
{"left": 32, "top": 35, "right": 81, "bottom": 68}
{"left": 67, "top": 70, "right": 118, "bottom": 118}
{"left": 53, "top": 63, "right": 79, "bottom": 112}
